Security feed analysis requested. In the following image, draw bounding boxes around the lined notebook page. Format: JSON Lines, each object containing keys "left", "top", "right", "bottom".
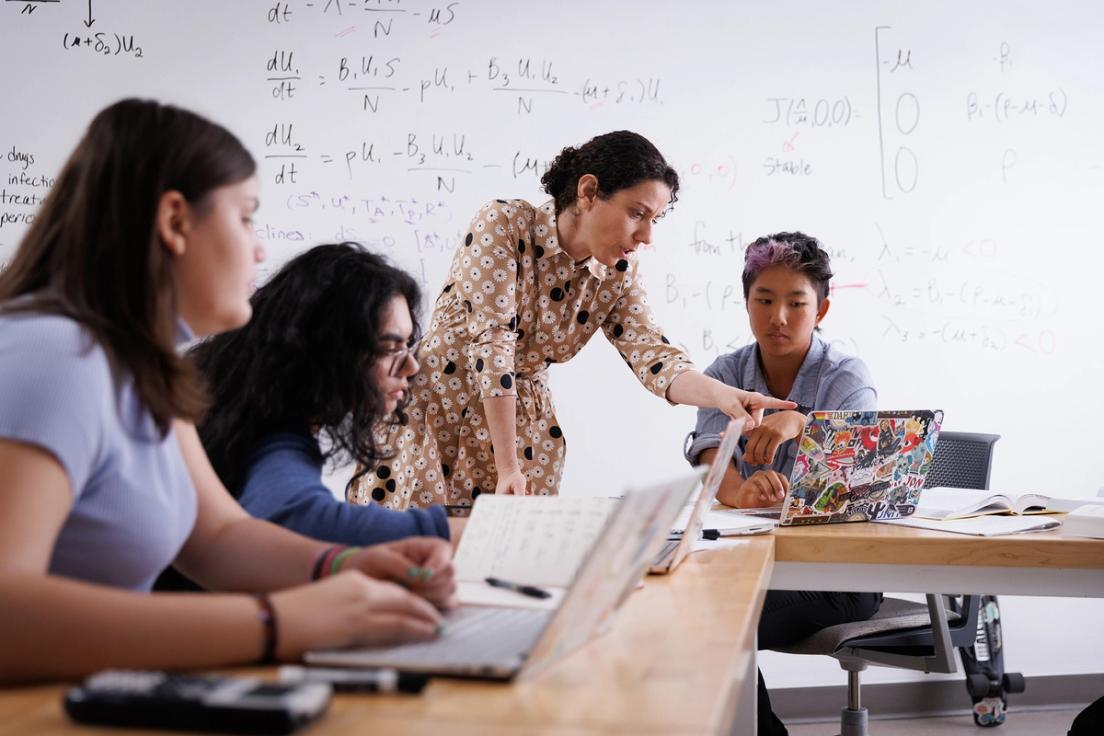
{"left": 452, "top": 496, "right": 619, "bottom": 588}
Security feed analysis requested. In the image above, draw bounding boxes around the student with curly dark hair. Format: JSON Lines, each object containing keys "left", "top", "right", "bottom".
{"left": 192, "top": 243, "right": 451, "bottom": 545}
{"left": 348, "top": 130, "right": 794, "bottom": 511}
{"left": 685, "top": 231, "right": 878, "bottom": 736}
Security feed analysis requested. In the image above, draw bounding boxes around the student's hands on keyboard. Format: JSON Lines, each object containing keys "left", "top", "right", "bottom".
{"left": 735, "top": 470, "right": 790, "bottom": 507}
{"left": 272, "top": 572, "right": 444, "bottom": 658}
{"left": 345, "top": 537, "right": 457, "bottom": 609}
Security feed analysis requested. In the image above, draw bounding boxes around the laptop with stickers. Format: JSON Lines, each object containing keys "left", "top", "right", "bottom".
{"left": 738, "top": 410, "right": 943, "bottom": 525}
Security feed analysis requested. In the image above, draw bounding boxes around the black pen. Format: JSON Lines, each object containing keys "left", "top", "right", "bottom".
{"left": 279, "top": 665, "right": 429, "bottom": 694}
{"left": 484, "top": 576, "right": 552, "bottom": 599}
{"left": 702, "top": 526, "right": 773, "bottom": 540}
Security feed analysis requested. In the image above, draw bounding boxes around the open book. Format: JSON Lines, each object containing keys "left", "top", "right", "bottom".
{"left": 914, "top": 487, "right": 1097, "bottom": 520}
{"left": 451, "top": 495, "right": 618, "bottom": 610}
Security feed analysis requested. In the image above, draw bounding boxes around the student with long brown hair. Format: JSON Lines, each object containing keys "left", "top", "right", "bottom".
{"left": 0, "top": 98, "right": 453, "bottom": 683}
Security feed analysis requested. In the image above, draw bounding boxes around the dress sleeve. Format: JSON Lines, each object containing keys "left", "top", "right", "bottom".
{"left": 600, "top": 259, "right": 694, "bottom": 402}
{"left": 457, "top": 201, "right": 523, "bottom": 401}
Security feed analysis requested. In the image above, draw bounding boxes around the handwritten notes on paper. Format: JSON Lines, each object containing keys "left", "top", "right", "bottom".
{"left": 452, "top": 495, "right": 619, "bottom": 588}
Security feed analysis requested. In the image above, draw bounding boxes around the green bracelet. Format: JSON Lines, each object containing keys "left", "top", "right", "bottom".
{"left": 329, "top": 546, "right": 362, "bottom": 576}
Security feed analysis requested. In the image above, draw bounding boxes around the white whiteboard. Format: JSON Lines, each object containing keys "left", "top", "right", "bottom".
{"left": 2, "top": 0, "right": 1102, "bottom": 498}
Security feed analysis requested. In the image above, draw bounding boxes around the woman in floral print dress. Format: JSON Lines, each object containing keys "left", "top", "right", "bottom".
{"left": 349, "top": 131, "right": 793, "bottom": 510}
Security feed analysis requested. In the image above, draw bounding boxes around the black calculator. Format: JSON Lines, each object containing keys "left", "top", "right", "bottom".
{"left": 63, "top": 670, "right": 331, "bottom": 734}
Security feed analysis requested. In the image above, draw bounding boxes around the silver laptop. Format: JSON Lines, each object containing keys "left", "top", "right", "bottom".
{"left": 650, "top": 418, "right": 744, "bottom": 574}
{"left": 304, "top": 471, "right": 702, "bottom": 681}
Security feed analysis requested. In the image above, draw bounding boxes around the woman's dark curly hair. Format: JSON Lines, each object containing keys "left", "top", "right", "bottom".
{"left": 191, "top": 243, "right": 421, "bottom": 496}
{"left": 540, "top": 130, "right": 679, "bottom": 214}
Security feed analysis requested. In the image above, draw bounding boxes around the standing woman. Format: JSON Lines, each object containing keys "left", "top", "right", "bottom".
{"left": 0, "top": 99, "right": 452, "bottom": 683}
{"left": 350, "top": 131, "right": 793, "bottom": 510}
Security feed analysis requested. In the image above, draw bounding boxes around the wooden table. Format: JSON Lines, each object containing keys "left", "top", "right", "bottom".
{"left": 770, "top": 519, "right": 1104, "bottom": 596}
{"left": 0, "top": 539, "right": 774, "bottom": 736}
{"left": 6, "top": 522, "right": 1097, "bottom": 735}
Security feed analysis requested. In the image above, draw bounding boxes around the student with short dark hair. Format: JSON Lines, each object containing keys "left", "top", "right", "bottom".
{"left": 0, "top": 99, "right": 453, "bottom": 683}
{"left": 349, "top": 130, "right": 795, "bottom": 511}
{"left": 685, "top": 232, "right": 879, "bottom": 736}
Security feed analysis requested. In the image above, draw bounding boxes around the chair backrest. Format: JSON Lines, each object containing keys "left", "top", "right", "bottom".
{"left": 924, "top": 431, "right": 1000, "bottom": 491}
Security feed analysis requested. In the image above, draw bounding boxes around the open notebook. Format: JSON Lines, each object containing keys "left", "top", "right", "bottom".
{"left": 451, "top": 495, "right": 620, "bottom": 609}
{"left": 913, "top": 487, "right": 1099, "bottom": 520}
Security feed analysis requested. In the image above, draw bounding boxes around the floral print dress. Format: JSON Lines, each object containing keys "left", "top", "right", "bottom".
{"left": 348, "top": 199, "right": 694, "bottom": 510}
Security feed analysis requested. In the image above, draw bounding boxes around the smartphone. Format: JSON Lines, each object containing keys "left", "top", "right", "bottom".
{"left": 63, "top": 670, "right": 331, "bottom": 734}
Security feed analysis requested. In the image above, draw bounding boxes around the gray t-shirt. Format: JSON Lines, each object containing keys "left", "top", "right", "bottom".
{"left": 0, "top": 310, "right": 196, "bottom": 592}
{"left": 685, "top": 333, "right": 877, "bottom": 479}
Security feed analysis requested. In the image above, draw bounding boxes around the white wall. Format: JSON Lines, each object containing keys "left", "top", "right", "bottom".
{"left": 3, "top": 0, "right": 1102, "bottom": 688}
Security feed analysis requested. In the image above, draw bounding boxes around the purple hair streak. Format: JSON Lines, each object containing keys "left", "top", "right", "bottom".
{"left": 741, "top": 232, "right": 834, "bottom": 305}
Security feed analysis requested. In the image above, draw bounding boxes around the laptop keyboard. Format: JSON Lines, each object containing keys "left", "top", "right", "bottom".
{"left": 734, "top": 505, "right": 784, "bottom": 520}
{"left": 368, "top": 606, "right": 551, "bottom": 667}
{"left": 652, "top": 539, "right": 679, "bottom": 566}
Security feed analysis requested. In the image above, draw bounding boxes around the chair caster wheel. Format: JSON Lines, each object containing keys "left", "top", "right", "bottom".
{"left": 967, "top": 673, "right": 992, "bottom": 698}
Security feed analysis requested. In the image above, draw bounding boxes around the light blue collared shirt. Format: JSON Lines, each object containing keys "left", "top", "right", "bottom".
{"left": 685, "top": 333, "right": 877, "bottom": 479}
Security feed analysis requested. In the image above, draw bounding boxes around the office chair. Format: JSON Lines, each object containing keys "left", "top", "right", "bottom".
{"left": 773, "top": 431, "right": 1005, "bottom": 736}
{"left": 924, "top": 432, "right": 1025, "bottom": 727}
{"left": 924, "top": 431, "right": 999, "bottom": 491}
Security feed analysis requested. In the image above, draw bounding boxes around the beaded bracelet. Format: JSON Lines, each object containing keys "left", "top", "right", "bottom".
{"left": 254, "top": 594, "right": 278, "bottom": 664}
{"left": 329, "top": 546, "right": 362, "bottom": 576}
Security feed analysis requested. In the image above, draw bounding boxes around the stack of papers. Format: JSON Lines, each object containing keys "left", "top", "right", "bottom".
{"left": 1062, "top": 504, "right": 1104, "bottom": 539}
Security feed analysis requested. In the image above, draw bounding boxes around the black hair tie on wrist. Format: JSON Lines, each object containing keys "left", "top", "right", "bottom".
{"left": 254, "top": 594, "right": 278, "bottom": 664}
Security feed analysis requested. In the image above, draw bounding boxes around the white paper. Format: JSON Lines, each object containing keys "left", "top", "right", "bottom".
{"left": 452, "top": 495, "right": 619, "bottom": 588}
{"left": 455, "top": 580, "right": 564, "bottom": 610}
{"left": 876, "top": 515, "right": 1062, "bottom": 536}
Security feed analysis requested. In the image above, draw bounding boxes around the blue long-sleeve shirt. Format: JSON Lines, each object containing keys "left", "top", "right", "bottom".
{"left": 239, "top": 431, "right": 449, "bottom": 544}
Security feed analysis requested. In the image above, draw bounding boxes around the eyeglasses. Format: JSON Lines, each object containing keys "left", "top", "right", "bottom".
{"left": 381, "top": 341, "right": 420, "bottom": 377}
